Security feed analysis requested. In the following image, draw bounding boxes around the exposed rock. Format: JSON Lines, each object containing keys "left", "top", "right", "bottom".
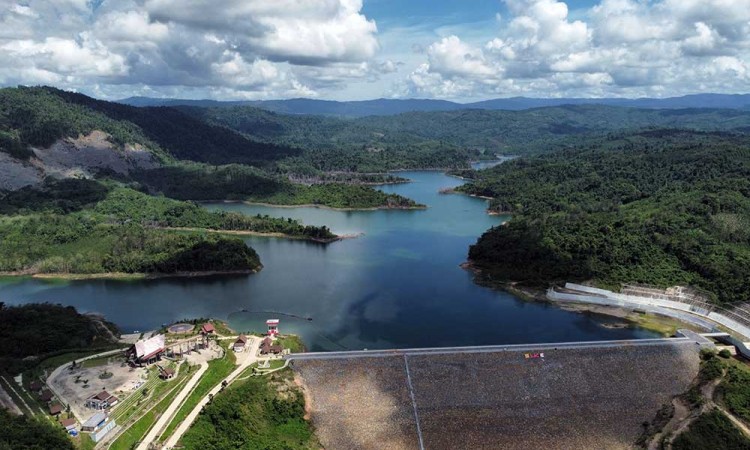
{"left": 0, "top": 151, "right": 43, "bottom": 191}
{"left": 0, "top": 130, "right": 160, "bottom": 192}
{"left": 31, "top": 130, "right": 159, "bottom": 178}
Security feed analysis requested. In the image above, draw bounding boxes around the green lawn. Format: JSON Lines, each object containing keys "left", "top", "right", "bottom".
{"left": 0, "top": 375, "right": 36, "bottom": 416}
{"left": 158, "top": 346, "right": 237, "bottom": 442}
{"left": 277, "top": 335, "right": 305, "bottom": 353}
{"left": 109, "top": 374, "right": 191, "bottom": 450}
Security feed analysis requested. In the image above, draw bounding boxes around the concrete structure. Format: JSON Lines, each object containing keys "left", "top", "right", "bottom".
{"left": 547, "top": 283, "right": 750, "bottom": 346}
{"left": 85, "top": 390, "right": 118, "bottom": 410}
{"left": 90, "top": 419, "right": 116, "bottom": 443}
{"left": 266, "top": 319, "right": 279, "bottom": 336}
{"left": 290, "top": 335, "right": 705, "bottom": 450}
{"left": 127, "top": 334, "right": 166, "bottom": 366}
{"left": 81, "top": 412, "right": 108, "bottom": 432}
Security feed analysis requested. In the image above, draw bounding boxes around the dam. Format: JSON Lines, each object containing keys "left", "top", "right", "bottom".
{"left": 289, "top": 331, "right": 714, "bottom": 450}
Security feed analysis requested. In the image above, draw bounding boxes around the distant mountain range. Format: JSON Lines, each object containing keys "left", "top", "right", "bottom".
{"left": 119, "top": 93, "right": 750, "bottom": 117}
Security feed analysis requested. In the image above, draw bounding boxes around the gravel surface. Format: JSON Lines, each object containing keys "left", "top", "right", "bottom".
{"left": 293, "top": 341, "right": 700, "bottom": 450}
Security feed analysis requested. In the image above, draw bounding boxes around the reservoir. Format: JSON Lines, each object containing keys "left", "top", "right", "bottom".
{"left": 0, "top": 171, "right": 657, "bottom": 350}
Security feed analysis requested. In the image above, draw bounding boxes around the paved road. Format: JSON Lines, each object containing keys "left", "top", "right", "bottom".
{"left": 135, "top": 361, "right": 207, "bottom": 450}
{"left": 287, "top": 335, "right": 703, "bottom": 361}
{"left": 161, "top": 336, "right": 262, "bottom": 449}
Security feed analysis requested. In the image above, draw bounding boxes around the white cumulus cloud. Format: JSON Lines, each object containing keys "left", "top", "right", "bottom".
{"left": 404, "top": 0, "right": 750, "bottom": 99}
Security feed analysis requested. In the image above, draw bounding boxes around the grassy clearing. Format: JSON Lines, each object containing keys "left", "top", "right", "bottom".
{"left": 79, "top": 354, "right": 122, "bottom": 369}
{"left": 158, "top": 345, "right": 237, "bottom": 442}
{"left": 109, "top": 374, "right": 191, "bottom": 450}
{"left": 73, "top": 433, "right": 96, "bottom": 450}
{"left": 109, "top": 369, "right": 161, "bottom": 424}
{"left": 277, "top": 335, "right": 305, "bottom": 353}
{"left": 626, "top": 312, "right": 692, "bottom": 337}
{"left": 180, "top": 368, "right": 319, "bottom": 450}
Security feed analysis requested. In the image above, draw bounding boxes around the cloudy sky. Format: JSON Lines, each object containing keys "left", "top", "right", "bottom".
{"left": 1, "top": 0, "right": 748, "bottom": 101}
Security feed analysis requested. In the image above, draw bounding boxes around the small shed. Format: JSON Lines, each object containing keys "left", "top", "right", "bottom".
{"left": 159, "top": 367, "right": 175, "bottom": 380}
{"left": 39, "top": 390, "right": 53, "bottom": 402}
{"left": 60, "top": 418, "right": 77, "bottom": 431}
{"left": 49, "top": 403, "right": 63, "bottom": 416}
{"left": 201, "top": 323, "right": 215, "bottom": 334}
{"left": 233, "top": 334, "right": 248, "bottom": 352}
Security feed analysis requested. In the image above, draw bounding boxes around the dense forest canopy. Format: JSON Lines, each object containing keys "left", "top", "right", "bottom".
{"left": 0, "top": 179, "right": 338, "bottom": 276}
{"left": 0, "top": 303, "right": 119, "bottom": 361}
{"left": 0, "top": 408, "right": 75, "bottom": 450}
{"left": 182, "top": 103, "right": 750, "bottom": 160}
{"left": 464, "top": 130, "right": 750, "bottom": 304}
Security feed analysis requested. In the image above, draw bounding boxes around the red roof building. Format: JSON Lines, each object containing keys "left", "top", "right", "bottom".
{"left": 159, "top": 367, "right": 176, "bottom": 380}
{"left": 49, "top": 403, "right": 63, "bottom": 416}
{"left": 60, "top": 418, "right": 76, "bottom": 430}
{"left": 85, "top": 391, "right": 119, "bottom": 410}
{"left": 201, "top": 323, "right": 215, "bottom": 334}
{"left": 39, "top": 390, "right": 53, "bottom": 402}
{"left": 233, "top": 334, "right": 248, "bottom": 352}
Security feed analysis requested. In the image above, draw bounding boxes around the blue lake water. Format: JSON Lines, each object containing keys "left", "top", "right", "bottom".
{"left": 0, "top": 171, "right": 657, "bottom": 350}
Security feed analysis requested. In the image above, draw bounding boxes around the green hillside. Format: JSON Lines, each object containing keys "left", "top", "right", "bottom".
{"left": 0, "top": 179, "right": 338, "bottom": 277}
{"left": 464, "top": 130, "right": 750, "bottom": 304}
{"left": 182, "top": 103, "right": 750, "bottom": 162}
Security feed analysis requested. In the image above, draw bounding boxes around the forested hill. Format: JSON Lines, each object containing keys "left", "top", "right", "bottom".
{"left": 0, "top": 86, "right": 299, "bottom": 165}
{"left": 181, "top": 103, "right": 750, "bottom": 156}
{"left": 463, "top": 130, "right": 750, "bottom": 304}
{"left": 120, "top": 93, "right": 750, "bottom": 116}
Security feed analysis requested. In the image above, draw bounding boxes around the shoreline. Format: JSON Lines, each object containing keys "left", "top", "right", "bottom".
{"left": 460, "top": 261, "right": 704, "bottom": 337}
{"left": 0, "top": 268, "right": 260, "bottom": 282}
{"left": 237, "top": 200, "right": 427, "bottom": 212}
{"left": 158, "top": 226, "right": 356, "bottom": 243}
{"left": 440, "top": 188, "right": 510, "bottom": 216}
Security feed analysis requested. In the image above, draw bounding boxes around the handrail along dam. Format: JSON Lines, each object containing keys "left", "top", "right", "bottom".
{"left": 288, "top": 331, "right": 713, "bottom": 450}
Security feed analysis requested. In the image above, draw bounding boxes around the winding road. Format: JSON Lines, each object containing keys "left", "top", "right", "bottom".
{"left": 161, "top": 336, "right": 262, "bottom": 449}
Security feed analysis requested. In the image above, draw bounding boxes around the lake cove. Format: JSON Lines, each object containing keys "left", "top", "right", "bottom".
{"left": 0, "top": 171, "right": 658, "bottom": 350}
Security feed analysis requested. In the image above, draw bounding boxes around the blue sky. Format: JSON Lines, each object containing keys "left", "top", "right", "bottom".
{"left": 0, "top": 0, "right": 748, "bottom": 101}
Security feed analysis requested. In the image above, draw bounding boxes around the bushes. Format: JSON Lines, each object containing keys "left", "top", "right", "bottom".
{"left": 672, "top": 410, "right": 750, "bottom": 450}
{"left": 0, "top": 409, "right": 74, "bottom": 450}
{"left": 181, "top": 370, "right": 316, "bottom": 450}
{"left": 722, "top": 365, "right": 750, "bottom": 423}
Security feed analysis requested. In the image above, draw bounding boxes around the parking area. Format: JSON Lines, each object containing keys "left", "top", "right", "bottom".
{"left": 47, "top": 355, "right": 148, "bottom": 422}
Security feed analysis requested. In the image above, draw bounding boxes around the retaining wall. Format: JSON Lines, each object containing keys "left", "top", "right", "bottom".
{"left": 548, "top": 283, "right": 750, "bottom": 341}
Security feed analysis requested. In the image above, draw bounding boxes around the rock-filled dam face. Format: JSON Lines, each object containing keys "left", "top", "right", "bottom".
{"left": 291, "top": 339, "right": 701, "bottom": 450}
